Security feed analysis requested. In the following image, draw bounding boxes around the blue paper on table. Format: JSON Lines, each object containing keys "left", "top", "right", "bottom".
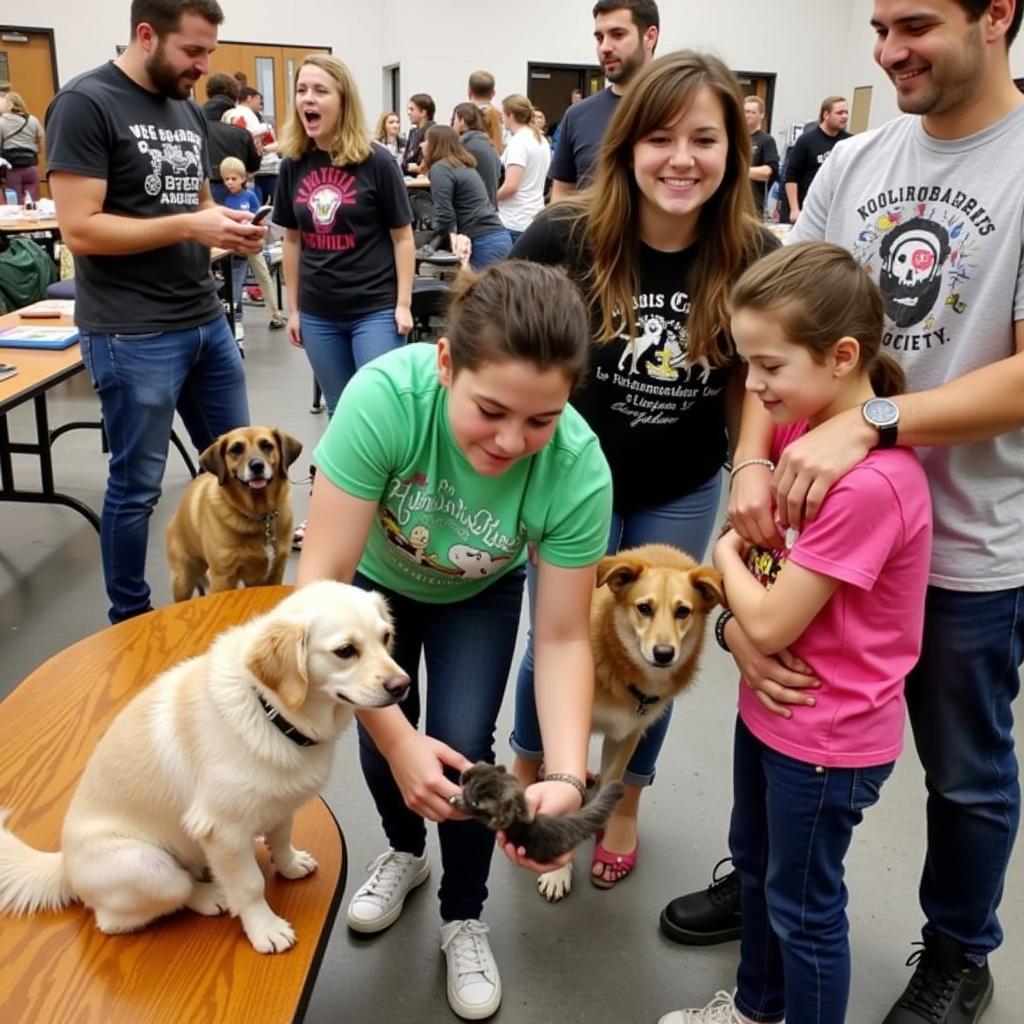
{"left": 0, "top": 325, "right": 80, "bottom": 350}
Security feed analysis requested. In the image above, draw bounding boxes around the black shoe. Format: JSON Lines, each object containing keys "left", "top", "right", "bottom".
{"left": 659, "top": 857, "right": 741, "bottom": 946}
{"left": 883, "top": 934, "right": 994, "bottom": 1023}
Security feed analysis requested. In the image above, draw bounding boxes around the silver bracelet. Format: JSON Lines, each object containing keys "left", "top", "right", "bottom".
{"left": 729, "top": 457, "right": 776, "bottom": 481}
{"left": 544, "top": 772, "right": 587, "bottom": 803}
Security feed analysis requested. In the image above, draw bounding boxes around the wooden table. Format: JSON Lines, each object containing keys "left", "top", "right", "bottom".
{"left": 0, "top": 214, "right": 63, "bottom": 262}
{"left": 0, "top": 586, "right": 347, "bottom": 1024}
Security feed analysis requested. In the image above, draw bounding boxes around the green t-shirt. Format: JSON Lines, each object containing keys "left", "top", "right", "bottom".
{"left": 314, "top": 344, "right": 613, "bottom": 603}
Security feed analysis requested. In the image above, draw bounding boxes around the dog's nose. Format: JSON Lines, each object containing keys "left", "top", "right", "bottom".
{"left": 653, "top": 645, "right": 675, "bottom": 665}
{"left": 384, "top": 675, "right": 411, "bottom": 700}
{"left": 249, "top": 458, "right": 266, "bottom": 477}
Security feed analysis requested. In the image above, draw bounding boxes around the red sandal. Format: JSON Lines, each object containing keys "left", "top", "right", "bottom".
{"left": 591, "top": 837, "right": 638, "bottom": 889}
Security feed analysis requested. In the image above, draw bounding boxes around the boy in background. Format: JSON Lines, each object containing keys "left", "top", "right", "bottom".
{"left": 219, "top": 156, "right": 286, "bottom": 345}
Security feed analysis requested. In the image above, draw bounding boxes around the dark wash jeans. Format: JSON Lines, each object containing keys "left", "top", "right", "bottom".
{"left": 729, "top": 718, "right": 893, "bottom": 1024}
{"left": 907, "top": 584, "right": 1024, "bottom": 959}
{"left": 353, "top": 567, "right": 525, "bottom": 922}
{"left": 80, "top": 316, "right": 249, "bottom": 623}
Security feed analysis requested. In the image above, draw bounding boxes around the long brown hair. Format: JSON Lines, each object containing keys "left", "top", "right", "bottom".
{"left": 423, "top": 125, "right": 477, "bottom": 172}
{"left": 730, "top": 241, "right": 906, "bottom": 397}
{"left": 564, "top": 50, "right": 762, "bottom": 364}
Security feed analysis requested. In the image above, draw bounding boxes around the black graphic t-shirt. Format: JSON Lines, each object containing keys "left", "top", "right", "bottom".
{"left": 750, "top": 129, "right": 779, "bottom": 212}
{"left": 274, "top": 143, "right": 413, "bottom": 319}
{"left": 44, "top": 62, "right": 222, "bottom": 333}
{"left": 513, "top": 211, "right": 774, "bottom": 510}
{"left": 785, "top": 126, "right": 851, "bottom": 207}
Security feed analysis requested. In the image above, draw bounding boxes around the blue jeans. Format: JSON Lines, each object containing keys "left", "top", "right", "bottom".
{"left": 510, "top": 472, "right": 722, "bottom": 785}
{"left": 469, "top": 229, "right": 512, "bottom": 269}
{"left": 906, "top": 585, "right": 1024, "bottom": 958}
{"left": 730, "top": 718, "right": 893, "bottom": 1024}
{"left": 299, "top": 307, "right": 403, "bottom": 417}
{"left": 80, "top": 317, "right": 249, "bottom": 623}
{"left": 353, "top": 568, "right": 525, "bottom": 922}
{"left": 231, "top": 255, "right": 247, "bottom": 322}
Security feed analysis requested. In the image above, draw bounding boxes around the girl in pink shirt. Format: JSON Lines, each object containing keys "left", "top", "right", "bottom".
{"left": 664, "top": 243, "right": 932, "bottom": 1024}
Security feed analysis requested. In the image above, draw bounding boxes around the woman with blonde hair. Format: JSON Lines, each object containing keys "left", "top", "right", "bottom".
{"left": 0, "top": 91, "right": 45, "bottom": 202}
{"left": 509, "top": 50, "right": 777, "bottom": 894}
{"left": 496, "top": 93, "right": 550, "bottom": 242}
{"left": 374, "top": 111, "right": 405, "bottom": 164}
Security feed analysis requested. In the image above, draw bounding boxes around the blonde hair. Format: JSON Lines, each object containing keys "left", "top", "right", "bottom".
{"left": 502, "top": 93, "right": 542, "bottom": 142}
{"left": 219, "top": 155, "right": 246, "bottom": 178}
{"left": 279, "top": 54, "right": 371, "bottom": 166}
{"left": 374, "top": 111, "right": 399, "bottom": 142}
{"left": 3, "top": 91, "right": 27, "bottom": 116}
{"left": 730, "top": 242, "right": 906, "bottom": 397}
{"left": 562, "top": 50, "right": 762, "bottom": 364}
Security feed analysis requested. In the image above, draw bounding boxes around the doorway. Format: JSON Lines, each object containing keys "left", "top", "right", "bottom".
{"left": 850, "top": 85, "right": 872, "bottom": 134}
{"left": 732, "top": 71, "right": 777, "bottom": 132}
{"left": 526, "top": 63, "right": 603, "bottom": 134}
{"left": 0, "top": 25, "right": 59, "bottom": 197}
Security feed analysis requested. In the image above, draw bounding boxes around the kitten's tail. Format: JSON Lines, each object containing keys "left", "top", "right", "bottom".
{"left": 556, "top": 780, "right": 626, "bottom": 846}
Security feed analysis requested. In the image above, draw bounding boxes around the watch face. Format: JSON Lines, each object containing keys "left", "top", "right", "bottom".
{"left": 864, "top": 397, "right": 899, "bottom": 426}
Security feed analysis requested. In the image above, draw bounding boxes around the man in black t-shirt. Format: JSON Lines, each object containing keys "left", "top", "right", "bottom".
{"left": 401, "top": 93, "right": 435, "bottom": 176}
{"left": 784, "top": 95, "right": 850, "bottom": 223}
{"left": 549, "top": 0, "right": 660, "bottom": 201}
{"left": 45, "top": 0, "right": 266, "bottom": 624}
{"left": 744, "top": 95, "right": 779, "bottom": 218}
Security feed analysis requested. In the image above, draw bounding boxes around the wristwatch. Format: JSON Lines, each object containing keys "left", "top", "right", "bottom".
{"left": 862, "top": 397, "right": 900, "bottom": 449}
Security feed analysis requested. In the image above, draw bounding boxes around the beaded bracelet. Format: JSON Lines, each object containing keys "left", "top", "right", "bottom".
{"left": 544, "top": 772, "right": 587, "bottom": 804}
{"left": 714, "top": 609, "right": 735, "bottom": 653}
{"left": 729, "top": 457, "right": 776, "bottom": 481}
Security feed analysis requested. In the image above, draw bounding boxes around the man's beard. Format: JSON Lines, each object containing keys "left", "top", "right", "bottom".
{"left": 605, "top": 44, "right": 645, "bottom": 85}
{"left": 146, "top": 42, "right": 198, "bottom": 100}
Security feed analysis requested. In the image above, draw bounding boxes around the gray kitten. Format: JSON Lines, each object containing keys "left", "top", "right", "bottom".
{"left": 449, "top": 762, "right": 625, "bottom": 862}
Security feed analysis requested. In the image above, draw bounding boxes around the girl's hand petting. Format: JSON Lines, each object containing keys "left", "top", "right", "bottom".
{"left": 714, "top": 527, "right": 750, "bottom": 568}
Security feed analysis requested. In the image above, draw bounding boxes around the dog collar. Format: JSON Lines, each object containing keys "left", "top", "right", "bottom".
{"left": 255, "top": 690, "right": 319, "bottom": 747}
{"left": 627, "top": 684, "right": 661, "bottom": 717}
{"left": 244, "top": 508, "right": 280, "bottom": 542}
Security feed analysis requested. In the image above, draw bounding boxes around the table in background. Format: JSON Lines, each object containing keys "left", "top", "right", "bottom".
{"left": 0, "top": 214, "right": 63, "bottom": 263}
{"left": 0, "top": 585, "right": 347, "bottom": 1024}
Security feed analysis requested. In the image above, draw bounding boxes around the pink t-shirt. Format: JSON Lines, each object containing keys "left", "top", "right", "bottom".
{"left": 738, "top": 421, "right": 933, "bottom": 767}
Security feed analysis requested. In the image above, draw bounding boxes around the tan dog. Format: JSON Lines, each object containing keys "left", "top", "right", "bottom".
{"left": 0, "top": 581, "right": 410, "bottom": 954}
{"left": 538, "top": 543, "right": 724, "bottom": 901}
{"left": 167, "top": 426, "right": 303, "bottom": 601}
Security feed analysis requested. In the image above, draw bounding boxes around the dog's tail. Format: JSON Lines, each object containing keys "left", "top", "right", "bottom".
{"left": 0, "top": 809, "right": 73, "bottom": 915}
{"left": 562, "top": 781, "right": 626, "bottom": 844}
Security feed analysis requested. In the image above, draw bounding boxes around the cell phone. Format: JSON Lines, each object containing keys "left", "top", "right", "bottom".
{"left": 251, "top": 204, "right": 273, "bottom": 225}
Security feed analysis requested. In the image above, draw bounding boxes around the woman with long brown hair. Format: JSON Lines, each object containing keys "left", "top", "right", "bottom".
{"left": 509, "top": 50, "right": 777, "bottom": 895}
{"left": 421, "top": 125, "right": 511, "bottom": 268}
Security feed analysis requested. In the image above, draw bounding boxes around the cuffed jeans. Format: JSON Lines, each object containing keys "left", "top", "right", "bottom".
{"left": 730, "top": 718, "right": 893, "bottom": 1024}
{"left": 907, "top": 584, "right": 1024, "bottom": 959}
{"left": 353, "top": 568, "right": 525, "bottom": 922}
{"left": 80, "top": 316, "right": 249, "bottom": 623}
{"left": 299, "top": 307, "right": 403, "bottom": 418}
{"left": 510, "top": 472, "right": 721, "bottom": 785}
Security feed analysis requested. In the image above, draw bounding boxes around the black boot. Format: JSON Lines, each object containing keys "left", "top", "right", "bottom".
{"left": 882, "top": 933, "right": 994, "bottom": 1024}
{"left": 659, "top": 857, "right": 741, "bottom": 946}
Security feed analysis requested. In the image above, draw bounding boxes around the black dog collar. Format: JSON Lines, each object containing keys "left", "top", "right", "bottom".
{"left": 255, "top": 690, "right": 318, "bottom": 747}
{"left": 627, "top": 683, "right": 662, "bottom": 717}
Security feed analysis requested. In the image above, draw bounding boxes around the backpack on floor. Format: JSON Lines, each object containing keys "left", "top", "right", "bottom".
{"left": 0, "top": 236, "right": 57, "bottom": 312}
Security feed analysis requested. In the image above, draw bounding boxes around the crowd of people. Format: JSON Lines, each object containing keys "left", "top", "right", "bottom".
{"left": 28, "top": 0, "right": 1024, "bottom": 1022}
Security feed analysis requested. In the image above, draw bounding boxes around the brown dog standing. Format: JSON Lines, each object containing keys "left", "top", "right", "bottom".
{"left": 166, "top": 426, "right": 303, "bottom": 600}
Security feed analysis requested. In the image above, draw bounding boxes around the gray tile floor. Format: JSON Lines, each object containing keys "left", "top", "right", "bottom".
{"left": 0, "top": 316, "right": 1020, "bottom": 1024}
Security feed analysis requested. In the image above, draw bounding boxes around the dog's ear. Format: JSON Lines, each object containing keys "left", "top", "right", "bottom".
{"left": 273, "top": 430, "right": 304, "bottom": 479}
{"left": 690, "top": 565, "right": 725, "bottom": 609}
{"left": 597, "top": 555, "right": 644, "bottom": 593}
{"left": 370, "top": 591, "right": 395, "bottom": 641}
{"left": 246, "top": 618, "right": 309, "bottom": 710}
{"left": 199, "top": 435, "right": 231, "bottom": 485}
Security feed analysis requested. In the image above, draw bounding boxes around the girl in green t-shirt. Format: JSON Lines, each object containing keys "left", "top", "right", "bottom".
{"left": 296, "top": 260, "right": 612, "bottom": 1020}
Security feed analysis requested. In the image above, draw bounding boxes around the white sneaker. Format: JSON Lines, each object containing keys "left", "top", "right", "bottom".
{"left": 234, "top": 321, "right": 245, "bottom": 342}
{"left": 440, "top": 919, "right": 501, "bottom": 1020}
{"left": 345, "top": 849, "right": 429, "bottom": 934}
{"left": 659, "top": 990, "right": 748, "bottom": 1024}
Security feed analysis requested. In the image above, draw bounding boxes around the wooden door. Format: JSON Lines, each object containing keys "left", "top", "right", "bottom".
{"left": 850, "top": 85, "right": 872, "bottom": 134}
{"left": 0, "top": 26, "right": 59, "bottom": 197}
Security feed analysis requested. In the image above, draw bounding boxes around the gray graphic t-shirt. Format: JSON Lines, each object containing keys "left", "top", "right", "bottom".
{"left": 791, "top": 105, "right": 1024, "bottom": 590}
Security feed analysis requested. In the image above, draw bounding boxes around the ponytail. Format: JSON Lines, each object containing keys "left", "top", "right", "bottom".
{"left": 869, "top": 352, "right": 906, "bottom": 398}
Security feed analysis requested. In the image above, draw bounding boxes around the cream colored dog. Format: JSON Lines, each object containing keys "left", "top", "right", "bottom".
{"left": 0, "top": 581, "right": 409, "bottom": 954}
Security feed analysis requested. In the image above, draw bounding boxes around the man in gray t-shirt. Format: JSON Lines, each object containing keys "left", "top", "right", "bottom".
{"left": 659, "top": 4, "right": 1024, "bottom": 1024}
{"left": 45, "top": 0, "right": 266, "bottom": 624}
{"left": 549, "top": 0, "right": 659, "bottom": 201}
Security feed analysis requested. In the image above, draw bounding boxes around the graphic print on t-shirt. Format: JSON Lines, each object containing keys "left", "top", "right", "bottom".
{"left": 851, "top": 187, "right": 994, "bottom": 351}
{"left": 129, "top": 123, "right": 203, "bottom": 202}
{"left": 297, "top": 165, "right": 359, "bottom": 250}
{"left": 376, "top": 471, "right": 525, "bottom": 588}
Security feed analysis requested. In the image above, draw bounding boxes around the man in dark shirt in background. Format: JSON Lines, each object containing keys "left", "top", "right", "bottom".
{"left": 45, "top": 0, "right": 265, "bottom": 624}
{"left": 549, "top": 0, "right": 659, "bottom": 201}
{"left": 401, "top": 93, "right": 435, "bottom": 176}
{"left": 745, "top": 95, "right": 779, "bottom": 218}
{"left": 201, "top": 72, "right": 260, "bottom": 201}
{"left": 784, "top": 94, "right": 850, "bottom": 223}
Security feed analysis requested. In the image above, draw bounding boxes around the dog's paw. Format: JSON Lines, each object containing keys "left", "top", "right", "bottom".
{"left": 187, "top": 880, "right": 228, "bottom": 916}
{"left": 537, "top": 864, "right": 573, "bottom": 903}
{"left": 242, "top": 906, "right": 297, "bottom": 954}
{"left": 274, "top": 847, "right": 318, "bottom": 879}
